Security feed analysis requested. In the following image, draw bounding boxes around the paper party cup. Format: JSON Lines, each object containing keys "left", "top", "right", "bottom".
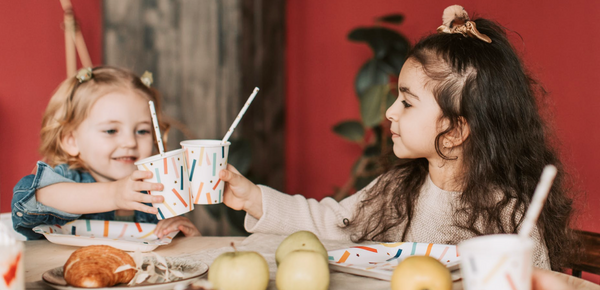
{"left": 180, "top": 140, "right": 230, "bottom": 204}
{"left": 0, "top": 239, "right": 24, "bottom": 290}
{"left": 458, "top": 234, "right": 534, "bottom": 290}
{"left": 135, "top": 149, "right": 194, "bottom": 220}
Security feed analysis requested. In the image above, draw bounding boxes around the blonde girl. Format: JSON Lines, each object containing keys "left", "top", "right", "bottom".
{"left": 12, "top": 66, "right": 199, "bottom": 239}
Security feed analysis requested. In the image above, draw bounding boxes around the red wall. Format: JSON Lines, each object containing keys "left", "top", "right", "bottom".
{"left": 286, "top": 0, "right": 600, "bottom": 282}
{"left": 286, "top": 0, "right": 600, "bottom": 235}
{"left": 0, "top": 1, "right": 102, "bottom": 212}
{"left": 0, "top": 0, "right": 598, "bottom": 283}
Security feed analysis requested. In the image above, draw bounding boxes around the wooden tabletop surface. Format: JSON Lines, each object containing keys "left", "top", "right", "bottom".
{"left": 23, "top": 236, "right": 599, "bottom": 290}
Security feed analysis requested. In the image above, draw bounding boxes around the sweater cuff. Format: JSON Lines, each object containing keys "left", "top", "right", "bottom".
{"left": 244, "top": 185, "right": 294, "bottom": 235}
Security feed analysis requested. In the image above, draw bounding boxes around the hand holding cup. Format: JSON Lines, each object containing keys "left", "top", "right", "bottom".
{"left": 110, "top": 170, "right": 164, "bottom": 214}
{"left": 219, "top": 164, "right": 263, "bottom": 219}
{"left": 135, "top": 149, "right": 194, "bottom": 220}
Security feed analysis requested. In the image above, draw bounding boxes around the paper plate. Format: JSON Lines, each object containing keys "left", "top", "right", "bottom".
{"left": 328, "top": 242, "right": 461, "bottom": 281}
{"left": 33, "top": 220, "right": 178, "bottom": 252}
{"left": 42, "top": 256, "right": 208, "bottom": 289}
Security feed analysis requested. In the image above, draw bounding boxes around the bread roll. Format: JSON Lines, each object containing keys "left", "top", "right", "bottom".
{"left": 63, "top": 245, "right": 136, "bottom": 287}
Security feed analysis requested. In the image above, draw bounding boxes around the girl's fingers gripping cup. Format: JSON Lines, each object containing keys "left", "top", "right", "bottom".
{"left": 458, "top": 234, "right": 534, "bottom": 290}
{"left": 134, "top": 149, "right": 194, "bottom": 220}
{"left": 180, "top": 140, "right": 230, "bottom": 205}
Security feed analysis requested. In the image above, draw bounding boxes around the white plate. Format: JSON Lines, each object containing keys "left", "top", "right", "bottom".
{"left": 33, "top": 220, "right": 178, "bottom": 252}
{"left": 328, "top": 242, "right": 461, "bottom": 281}
{"left": 42, "top": 256, "right": 208, "bottom": 290}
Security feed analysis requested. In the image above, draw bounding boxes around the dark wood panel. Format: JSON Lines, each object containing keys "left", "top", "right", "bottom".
{"left": 240, "top": 0, "right": 286, "bottom": 191}
{"left": 104, "top": 0, "right": 241, "bottom": 145}
{"left": 572, "top": 230, "right": 600, "bottom": 276}
{"left": 103, "top": 0, "right": 285, "bottom": 235}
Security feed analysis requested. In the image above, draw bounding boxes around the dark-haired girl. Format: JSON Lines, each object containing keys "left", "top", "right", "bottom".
{"left": 219, "top": 5, "right": 575, "bottom": 271}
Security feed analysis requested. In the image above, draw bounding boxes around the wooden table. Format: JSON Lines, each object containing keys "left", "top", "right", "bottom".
{"left": 24, "top": 236, "right": 599, "bottom": 290}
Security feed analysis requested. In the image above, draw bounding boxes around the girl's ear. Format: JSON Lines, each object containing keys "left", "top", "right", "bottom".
{"left": 60, "top": 131, "right": 80, "bottom": 157}
{"left": 443, "top": 117, "right": 470, "bottom": 148}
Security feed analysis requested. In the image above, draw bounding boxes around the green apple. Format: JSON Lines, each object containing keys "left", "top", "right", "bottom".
{"left": 275, "top": 230, "right": 328, "bottom": 265}
{"left": 208, "top": 250, "right": 269, "bottom": 290}
{"left": 276, "top": 250, "right": 330, "bottom": 290}
{"left": 390, "top": 256, "right": 452, "bottom": 290}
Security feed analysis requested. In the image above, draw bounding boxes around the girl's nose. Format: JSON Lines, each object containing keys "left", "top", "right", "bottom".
{"left": 121, "top": 133, "right": 137, "bottom": 148}
{"left": 386, "top": 100, "right": 400, "bottom": 122}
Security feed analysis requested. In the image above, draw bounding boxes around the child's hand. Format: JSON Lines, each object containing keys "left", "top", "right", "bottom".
{"left": 531, "top": 268, "right": 570, "bottom": 290}
{"left": 110, "top": 170, "right": 165, "bottom": 214}
{"left": 219, "top": 164, "right": 263, "bottom": 219}
{"left": 155, "top": 216, "right": 201, "bottom": 239}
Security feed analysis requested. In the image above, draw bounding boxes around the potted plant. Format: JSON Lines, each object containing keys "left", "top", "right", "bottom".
{"left": 332, "top": 14, "right": 410, "bottom": 200}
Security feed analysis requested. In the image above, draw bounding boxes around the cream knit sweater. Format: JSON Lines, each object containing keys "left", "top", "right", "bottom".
{"left": 245, "top": 174, "right": 551, "bottom": 269}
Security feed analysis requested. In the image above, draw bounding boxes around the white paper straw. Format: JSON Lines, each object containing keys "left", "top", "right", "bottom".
{"left": 148, "top": 101, "right": 165, "bottom": 156}
{"left": 518, "top": 165, "right": 558, "bottom": 239}
{"left": 221, "top": 87, "right": 260, "bottom": 144}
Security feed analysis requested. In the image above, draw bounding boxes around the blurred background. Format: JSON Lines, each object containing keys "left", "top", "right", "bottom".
{"left": 1, "top": 0, "right": 599, "bottom": 281}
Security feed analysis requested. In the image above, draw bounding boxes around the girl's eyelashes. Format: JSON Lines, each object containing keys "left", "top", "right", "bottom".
{"left": 136, "top": 129, "right": 151, "bottom": 135}
{"left": 102, "top": 128, "right": 151, "bottom": 135}
{"left": 401, "top": 100, "right": 412, "bottom": 108}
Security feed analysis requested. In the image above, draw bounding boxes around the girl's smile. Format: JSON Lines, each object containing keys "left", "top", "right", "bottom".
{"left": 112, "top": 156, "right": 139, "bottom": 163}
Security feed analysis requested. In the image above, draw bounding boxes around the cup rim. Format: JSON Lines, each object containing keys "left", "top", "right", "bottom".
{"left": 134, "top": 149, "right": 185, "bottom": 165}
{"left": 458, "top": 234, "right": 533, "bottom": 252}
{"left": 180, "top": 139, "right": 231, "bottom": 147}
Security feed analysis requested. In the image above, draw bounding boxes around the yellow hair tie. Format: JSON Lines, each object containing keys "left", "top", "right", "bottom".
{"left": 141, "top": 71, "right": 153, "bottom": 87}
{"left": 75, "top": 67, "right": 92, "bottom": 83}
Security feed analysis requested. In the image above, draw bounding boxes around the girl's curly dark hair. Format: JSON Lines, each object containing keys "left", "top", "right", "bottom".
{"left": 348, "top": 18, "right": 577, "bottom": 271}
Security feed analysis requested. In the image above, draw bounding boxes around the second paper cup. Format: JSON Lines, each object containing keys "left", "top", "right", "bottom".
{"left": 458, "top": 234, "right": 534, "bottom": 290}
{"left": 180, "top": 140, "right": 230, "bottom": 204}
{"left": 134, "top": 149, "right": 194, "bottom": 220}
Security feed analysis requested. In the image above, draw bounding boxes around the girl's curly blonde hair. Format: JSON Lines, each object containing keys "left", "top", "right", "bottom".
{"left": 40, "top": 66, "right": 170, "bottom": 170}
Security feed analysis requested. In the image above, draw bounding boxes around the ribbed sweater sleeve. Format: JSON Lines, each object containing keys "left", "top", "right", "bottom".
{"left": 244, "top": 185, "right": 363, "bottom": 240}
{"left": 244, "top": 176, "right": 551, "bottom": 269}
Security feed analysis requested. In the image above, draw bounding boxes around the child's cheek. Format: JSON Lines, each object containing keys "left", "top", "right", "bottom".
{"left": 139, "top": 139, "right": 154, "bottom": 158}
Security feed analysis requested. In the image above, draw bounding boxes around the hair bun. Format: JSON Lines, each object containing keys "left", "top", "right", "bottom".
{"left": 442, "top": 5, "right": 469, "bottom": 28}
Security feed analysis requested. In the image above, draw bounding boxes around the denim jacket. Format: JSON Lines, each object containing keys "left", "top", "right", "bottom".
{"left": 12, "top": 161, "right": 158, "bottom": 240}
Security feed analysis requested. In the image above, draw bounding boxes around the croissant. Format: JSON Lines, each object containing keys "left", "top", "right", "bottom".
{"left": 63, "top": 245, "right": 136, "bottom": 287}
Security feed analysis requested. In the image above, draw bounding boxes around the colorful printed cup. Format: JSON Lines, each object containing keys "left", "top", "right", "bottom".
{"left": 135, "top": 149, "right": 194, "bottom": 220}
{"left": 0, "top": 240, "right": 24, "bottom": 290}
{"left": 180, "top": 140, "right": 230, "bottom": 204}
{"left": 458, "top": 234, "right": 534, "bottom": 290}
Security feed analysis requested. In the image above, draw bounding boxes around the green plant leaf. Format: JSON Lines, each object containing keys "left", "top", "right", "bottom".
{"left": 340, "top": 13, "right": 412, "bottom": 196}
{"left": 355, "top": 59, "right": 389, "bottom": 98}
{"left": 386, "top": 89, "right": 396, "bottom": 109}
{"left": 360, "top": 84, "right": 389, "bottom": 128}
{"left": 372, "top": 125, "right": 383, "bottom": 148}
{"left": 348, "top": 28, "right": 386, "bottom": 58}
{"left": 376, "top": 14, "right": 404, "bottom": 24}
{"left": 347, "top": 27, "right": 371, "bottom": 42}
{"left": 364, "top": 144, "right": 381, "bottom": 157}
{"left": 383, "top": 47, "right": 408, "bottom": 76}
{"left": 355, "top": 174, "right": 378, "bottom": 191}
{"left": 348, "top": 27, "right": 408, "bottom": 60}
{"left": 351, "top": 157, "right": 364, "bottom": 174}
{"left": 333, "top": 121, "right": 365, "bottom": 142}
